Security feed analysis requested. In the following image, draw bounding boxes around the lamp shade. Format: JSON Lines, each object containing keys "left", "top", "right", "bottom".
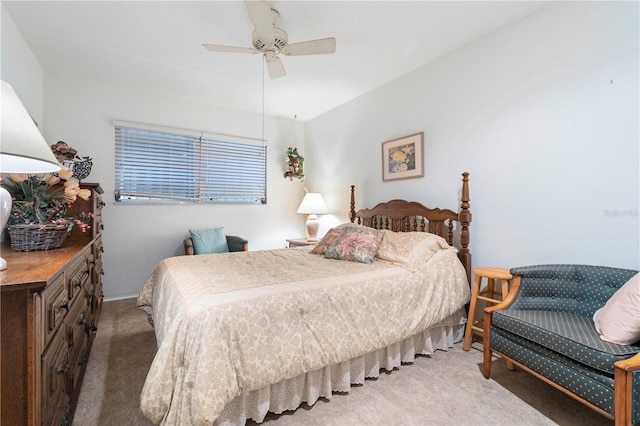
{"left": 0, "top": 80, "right": 60, "bottom": 173}
{"left": 296, "top": 193, "right": 328, "bottom": 215}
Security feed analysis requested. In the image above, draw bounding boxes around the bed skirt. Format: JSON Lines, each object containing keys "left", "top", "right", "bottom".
{"left": 214, "top": 308, "right": 467, "bottom": 425}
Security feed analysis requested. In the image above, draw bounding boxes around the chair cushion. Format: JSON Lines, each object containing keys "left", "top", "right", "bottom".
{"left": 189, "top": 228, "right": 229, "bottom": 255}
{"left": 593, "top": 273, "right": 640, "bottom": 345}
{"left": 490, "top": 327, "right": 616, "bottom": 416}
{"left": 493, "top": 309, "right": 640, "bottom": 374}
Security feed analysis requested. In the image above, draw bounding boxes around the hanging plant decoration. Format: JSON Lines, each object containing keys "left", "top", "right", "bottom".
{"left": 284, "top": 147, "right": 304, "bottom": 181}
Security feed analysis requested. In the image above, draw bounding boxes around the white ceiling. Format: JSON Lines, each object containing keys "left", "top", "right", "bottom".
{"left": 3, "top": 1, "right": 548, "bottom": 121}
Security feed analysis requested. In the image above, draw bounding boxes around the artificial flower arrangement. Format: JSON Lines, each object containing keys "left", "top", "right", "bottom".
{"left": 1, "top": 168, "right": 93, "bottom": 250}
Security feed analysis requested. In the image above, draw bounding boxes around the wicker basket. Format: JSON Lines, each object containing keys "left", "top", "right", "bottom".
{"left": 8, "top": 223, "right": 69, "bottom": 251}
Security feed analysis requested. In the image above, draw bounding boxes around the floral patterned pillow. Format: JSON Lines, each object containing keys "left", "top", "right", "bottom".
{"left": 323, "top": 225, "right": 384, "bottom": 264}
{"left": 310, "top": 227, "right": 340, "bottom": 255}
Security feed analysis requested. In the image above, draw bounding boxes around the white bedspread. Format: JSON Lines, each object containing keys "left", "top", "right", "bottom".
{"left": 137, "top": 246, "right": 469, "bottom": 425}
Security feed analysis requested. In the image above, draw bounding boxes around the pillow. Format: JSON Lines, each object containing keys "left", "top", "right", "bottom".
{"left": 376, "top": 231, "right": 450, "bottom": 264}
{"left": 593, "top": 273, "right": 640, "bottom": 345}
{"left": 189, "top": 228, "right": 229, "bottom": 255}
{"left": 323, "top": 225, "right": 384, "bottom": 264}
{"left": 311, "top": 227, "right": 340, "bottom": 255}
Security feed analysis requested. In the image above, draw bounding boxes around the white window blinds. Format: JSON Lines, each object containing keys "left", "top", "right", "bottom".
{"left": 114, "top": 122, "right": 267, "bottom": 204}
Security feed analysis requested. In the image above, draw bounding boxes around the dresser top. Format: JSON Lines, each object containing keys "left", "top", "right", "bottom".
{"left": 0, "top": 238, "right": 91, "bottom": 292}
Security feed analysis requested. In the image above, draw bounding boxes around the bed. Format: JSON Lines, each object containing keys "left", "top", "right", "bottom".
{"left": 137, "top": 172, "right": 472, "bottom": 425}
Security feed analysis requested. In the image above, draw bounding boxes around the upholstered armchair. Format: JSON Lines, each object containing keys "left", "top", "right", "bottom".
{"left": 483, "top": 264, "right": 640, "bottom": 426}
{"left": 184, "top": 235, "right": 248, "bottom": 255}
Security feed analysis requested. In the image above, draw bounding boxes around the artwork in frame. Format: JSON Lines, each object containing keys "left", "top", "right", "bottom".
{"left": 382, "top": 132, "right": 424, "bottom": 181}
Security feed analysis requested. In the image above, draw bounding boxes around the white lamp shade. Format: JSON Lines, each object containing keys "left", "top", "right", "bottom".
{"left": 1, "top": 80, "right": 60, "bottom": 173}
{"left": 296, "top": 193, "right": 328, "bottom": 215}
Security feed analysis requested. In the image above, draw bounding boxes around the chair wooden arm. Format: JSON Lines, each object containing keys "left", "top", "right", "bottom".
{"left": 184, "top": 237, "right": 195, "bottom": 255}
{"left": 614, "top": 351, "right": 640, "bottom": 426}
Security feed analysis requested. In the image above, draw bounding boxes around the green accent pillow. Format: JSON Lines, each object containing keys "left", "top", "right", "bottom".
{"left": 189, "top": 228, "right": 229, "bottom": 255}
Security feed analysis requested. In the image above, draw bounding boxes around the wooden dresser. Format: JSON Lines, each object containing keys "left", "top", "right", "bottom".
{"left": 0, "top": 183, "right": 104, "bottom": 426}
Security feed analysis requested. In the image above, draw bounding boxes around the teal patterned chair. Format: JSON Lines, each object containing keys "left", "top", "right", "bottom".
{"left": 483, "top": 264, "right": 640, "bottom": 425}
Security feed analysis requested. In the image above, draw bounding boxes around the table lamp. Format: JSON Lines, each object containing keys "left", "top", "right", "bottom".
{"left": 296, "top": 192, "right": 328, "bottom": 242}
{"left": 0, "top": 80, "right": 61, "bottom": 270}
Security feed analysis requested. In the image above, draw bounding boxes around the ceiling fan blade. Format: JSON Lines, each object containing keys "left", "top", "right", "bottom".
{"left": 281, "top": 37, "right": 336, "bottom": 56}
{"left": 245, "top": 0, "right": 275, "bottom": 46}
{"left": 203, "top": 44, "right": 259, "bottom": 54}
{"left": 264, "top": 52, "right": 286, "bottom": 79}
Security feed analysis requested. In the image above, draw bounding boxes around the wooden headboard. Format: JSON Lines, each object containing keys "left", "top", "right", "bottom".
{"left": 349, "top": 172, "right": 472, "bottom": 282}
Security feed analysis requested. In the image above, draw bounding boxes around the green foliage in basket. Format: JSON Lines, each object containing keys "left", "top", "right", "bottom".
{"left": 1, "top": 168, "right": 93, "bottom": 232}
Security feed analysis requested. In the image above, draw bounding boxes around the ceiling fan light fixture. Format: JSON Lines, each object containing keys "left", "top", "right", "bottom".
{"left": 203, "top": 1, "right": 337, "bottom": 79}
{"left": 252, "top": 27, "right": 288, "bottom": 52}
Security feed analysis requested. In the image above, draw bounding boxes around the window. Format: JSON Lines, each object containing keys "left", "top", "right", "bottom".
{"left": 114, "top": 121, "right": 267, "bottom": 204}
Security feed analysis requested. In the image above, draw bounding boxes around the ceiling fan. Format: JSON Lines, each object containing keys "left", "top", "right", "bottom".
{"left": 203, "top": 0, "right": 336, "bottom": 79}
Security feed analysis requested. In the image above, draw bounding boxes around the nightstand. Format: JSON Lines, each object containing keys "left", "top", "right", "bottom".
{"left": 286, "top": 238, "right": 316, "bottom": 248}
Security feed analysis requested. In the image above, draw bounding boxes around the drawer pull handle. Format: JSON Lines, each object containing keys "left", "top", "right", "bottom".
{"left": 57, "top": 352, "right": 69, "bottom": 374}
{"left": 78, "top": 312, "right": 86, "bottom": 325}
{"left": 48, "top": 304, "right": 56, "bottom": 331}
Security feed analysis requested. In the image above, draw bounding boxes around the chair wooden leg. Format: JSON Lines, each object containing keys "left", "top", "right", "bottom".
{"left": 463, "top": 274, "right": 482, "bottom": 351}
{"left": 506, "top": 360, "right": 515, "bottom": 370}
{"left": 483, "top": 310, "right": 493, "bottom": 378}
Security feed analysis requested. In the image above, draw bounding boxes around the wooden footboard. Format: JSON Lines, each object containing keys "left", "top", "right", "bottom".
{"left": 350, "top": 172, "right": 471, "bottom": 281}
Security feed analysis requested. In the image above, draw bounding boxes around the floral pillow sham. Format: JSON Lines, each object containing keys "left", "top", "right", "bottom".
{"left": 323, "top": 225, "right": 384, "bottom": 264}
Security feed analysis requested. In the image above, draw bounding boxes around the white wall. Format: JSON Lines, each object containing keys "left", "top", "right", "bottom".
{"left": 305, "top": 1, "right": 639, "bottom": 271}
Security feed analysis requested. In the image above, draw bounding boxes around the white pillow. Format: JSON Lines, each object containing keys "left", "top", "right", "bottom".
{"left": 376, "top": 230, "right": 450, "bottom": 264}
{"left": 593, "top": 273, "right": 640, "bottom": 345}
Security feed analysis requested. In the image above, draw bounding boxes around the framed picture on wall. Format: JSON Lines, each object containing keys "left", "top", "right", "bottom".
{"left": 381, "top": 132, "right": 424, "bottom": 181}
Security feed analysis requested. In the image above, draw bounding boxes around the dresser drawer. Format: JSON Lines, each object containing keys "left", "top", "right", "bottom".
{"left": 92, "top": 235, "right": 104, "bottom": 261}
{"left": 41, "top": 272, "right": 68, "bottom": 347}
{"left": 66, "top": 297, "right": 89, "bottom": 397}
{"left": 66, "top": 293, "right": 89, "bottom": 357}
{"left": 67, "top": 253, "right": 90, "bottom": 302}
{"left": 41, "top": 331, "right": 69, "bottom": 426}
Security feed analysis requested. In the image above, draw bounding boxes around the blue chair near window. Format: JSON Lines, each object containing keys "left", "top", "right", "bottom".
{"left": 184, "top": 227, "right": 248, "bottom": 255}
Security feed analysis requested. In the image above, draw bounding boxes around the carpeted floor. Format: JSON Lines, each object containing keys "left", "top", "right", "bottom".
{"left": 73, "top": 298, "right": 613, "bottom": 426}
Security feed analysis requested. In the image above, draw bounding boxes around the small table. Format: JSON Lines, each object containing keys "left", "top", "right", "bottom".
{"left": 462, "top": 266, "right": 513, "bottom": 351}
{"left": 286, "top": 238, "right": 317, "bottom": 248}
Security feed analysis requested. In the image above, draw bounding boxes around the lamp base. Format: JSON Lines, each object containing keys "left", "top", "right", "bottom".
{"left": 1, "top": 186, "right": 11, "bottom": 271}
{"left": 305, "top": 214, "right": 320, "bottom": 242}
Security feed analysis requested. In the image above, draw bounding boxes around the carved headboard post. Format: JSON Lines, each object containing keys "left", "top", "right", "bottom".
{"left": 349, "top": 185, "right": 356, "bottom": 223}
{"left": 458, "top": 172, "right": 472, "bottom": 283}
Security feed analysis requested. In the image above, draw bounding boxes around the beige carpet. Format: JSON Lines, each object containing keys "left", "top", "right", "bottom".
{"left": 73, "top": 298, "right": 613, "bottom": 426}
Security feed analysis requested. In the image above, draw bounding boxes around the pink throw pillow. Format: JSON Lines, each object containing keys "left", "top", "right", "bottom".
{"left": 593, "top": 273, "right": 640, "bottom": 345}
